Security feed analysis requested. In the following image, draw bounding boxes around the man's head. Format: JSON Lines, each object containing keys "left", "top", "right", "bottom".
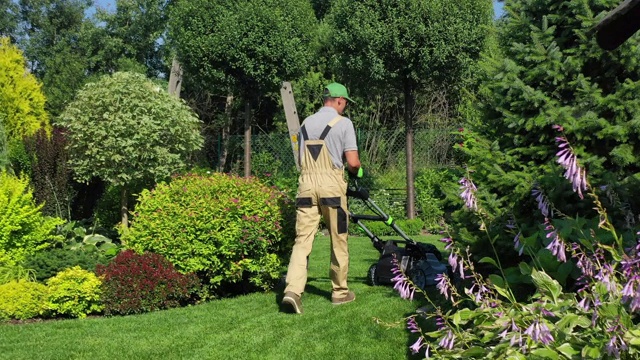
{"left": 323, "top": 82, "right": 354, "bottom": 115}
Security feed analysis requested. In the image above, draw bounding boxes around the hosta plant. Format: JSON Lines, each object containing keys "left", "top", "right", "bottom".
{"left": 392, "top": 126, "right": 640, "bottom": 359}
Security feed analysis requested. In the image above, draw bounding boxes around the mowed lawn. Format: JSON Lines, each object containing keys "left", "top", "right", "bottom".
{"left": 0, "top": 234, "right": 443, "bottom": 360}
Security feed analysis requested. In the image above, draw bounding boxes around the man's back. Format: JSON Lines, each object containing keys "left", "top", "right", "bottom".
{"left": 299, "top": 106, "right": 358, "bottom": 169}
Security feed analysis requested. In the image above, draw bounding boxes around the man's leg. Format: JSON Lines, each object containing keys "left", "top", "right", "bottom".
{"left": 321, "top": 196, "right": 350, "bottom": 299}
{"left": 284, "top": 205, "right": 321, "bottom": 296}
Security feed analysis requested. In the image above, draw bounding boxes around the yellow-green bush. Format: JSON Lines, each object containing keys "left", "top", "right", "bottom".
{"left": 122, "top": 173, "right": 295, "bottom": 295}
{"left": 0, "top": 37, "right": 50, "bottom": 142}
{"left": 46, "top": 266, "right": 103, "bottom": 318}
{"left": 0, "top": 171, "right": 64, "bottom": 265}
{"left": 0, "top": 280, "right": 48, "bottom": 320}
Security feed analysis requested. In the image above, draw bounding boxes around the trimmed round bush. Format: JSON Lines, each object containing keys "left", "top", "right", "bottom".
{"left": 0, "top": 280, "right": 48, "bottom": 320}
{"left": 46, "top": 266, "right": 103, "bottom": 318}
{"left": 96, "top": 250, "right": 201, "bottom": 315}
{"left": 121, "top": 173, "right": 295, "bottom": 293}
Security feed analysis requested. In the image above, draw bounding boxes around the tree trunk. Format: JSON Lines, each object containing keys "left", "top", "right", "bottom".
{"left": 244, "top": 101, "right": 251, "bottom": 178}
{"left": 168, "top": 58, "right": 183, "bottom": 97}
{"left": 218, "top": 94, "right": 233, "bottom": 172}
{"left": 120, "top": 186, "right": 129, "bottom": 231}
{"left": 404, "top": 83, "right": 416, "bottom": 219}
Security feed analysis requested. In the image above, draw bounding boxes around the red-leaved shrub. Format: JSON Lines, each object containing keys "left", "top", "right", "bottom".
{"left": 96, "top": 250, "right": 200, "bottom": 315}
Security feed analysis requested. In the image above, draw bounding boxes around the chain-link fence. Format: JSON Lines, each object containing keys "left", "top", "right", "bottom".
{"left": 214, "top": 127, "right": 459, "bottom": 188}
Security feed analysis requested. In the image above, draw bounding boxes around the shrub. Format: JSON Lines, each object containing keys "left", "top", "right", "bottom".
{"left": 46, "top": 266, "right": 103, "bottom": 318}
{"left": 414, "top": 168, "right": 454, "bottom": 232}
{"left": 0, "top": 280, "right": 48, "bottom": 320}
{"left": 122, "top": 173, "right": 295, "bottom": 294}
{"left": 23, "top": 127, "right": 74, "bottom": 220}
{"left": 23, "top": 220, "right": 118, "bottom": 282}
{"left": 59, "top": 71, "right": 204, "bottom": 229}
{"left": 96, "top": 250, "right": 200, "bottom": 315}
{"left": 0, "top": 171, "right": 64, "bottom": 265}
{"left": 24, "top": 247, "right": 108, "bottom": 282}
{"left": 0, "top": 263, "right": 36, "bottom": 284}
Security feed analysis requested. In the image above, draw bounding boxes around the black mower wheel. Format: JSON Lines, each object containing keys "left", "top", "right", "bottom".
{"left": 367, "top": 264, "right": 379, "bottom": 286}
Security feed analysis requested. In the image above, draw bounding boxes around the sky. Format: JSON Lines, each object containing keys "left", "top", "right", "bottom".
{"left": 494, "top": 0, "right": 505, "bottom": 18}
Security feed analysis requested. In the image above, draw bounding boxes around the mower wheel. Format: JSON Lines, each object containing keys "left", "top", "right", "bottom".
{"left": 367, "top": 264, "right": 379, "bottom": 286}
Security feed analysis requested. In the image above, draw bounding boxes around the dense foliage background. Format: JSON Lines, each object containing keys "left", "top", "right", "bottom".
{"left": 3, "top": 0, "right": 640, "bottom": 357}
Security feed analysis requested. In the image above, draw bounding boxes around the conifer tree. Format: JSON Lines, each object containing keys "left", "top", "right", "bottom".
{"left": 457, "top": 0, "right": 640, "bottom": 261}
{"left": 0, "top": 37, "right": 50, "bottom": 142}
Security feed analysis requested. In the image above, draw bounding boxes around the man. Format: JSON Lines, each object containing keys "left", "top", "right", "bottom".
{"left": 282, "top": 82, "right": 362, "bottom": 314}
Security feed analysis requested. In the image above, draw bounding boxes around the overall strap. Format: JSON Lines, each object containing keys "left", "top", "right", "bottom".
{"left": 319, "top": 116, "right": 344, "bottom": 140}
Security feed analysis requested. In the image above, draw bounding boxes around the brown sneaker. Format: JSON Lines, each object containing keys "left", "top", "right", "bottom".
{"left": 282, "top": 291, "right": 303, "bottom": 314}
{"left": 332, "top": 291, "right": 355, "bottom": 305}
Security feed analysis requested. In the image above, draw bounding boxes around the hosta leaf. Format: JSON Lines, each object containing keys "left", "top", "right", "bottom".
{"left": 531, "top": 347, "right": 559, "bottom": 359}
{"left": 531, "top": 269, "right": 562, "bottom": 303}
{"left": 479, "top": 257, "right": 499, "bottom": 269}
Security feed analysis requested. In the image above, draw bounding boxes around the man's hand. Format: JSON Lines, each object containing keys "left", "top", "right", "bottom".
{"left": 349, "top": 167, "right": 364, "bottom": 179}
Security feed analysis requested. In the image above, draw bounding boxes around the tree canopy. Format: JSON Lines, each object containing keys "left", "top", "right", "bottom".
{"left": 326, "top": 0, "right": 493, "bottom": 104}
{"left": 59, "top": 71, "right": 204, "bottom": 227}
{"left": 169, "top": 0, "right": 317, "bottom": 98}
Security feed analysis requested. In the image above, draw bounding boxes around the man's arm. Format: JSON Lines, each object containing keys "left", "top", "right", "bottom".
{"left": 345, "top": 150, "right": 361, "bottom": 174}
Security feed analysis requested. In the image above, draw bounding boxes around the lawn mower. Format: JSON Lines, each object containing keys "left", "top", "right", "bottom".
{"left": 346, "top": 181, "right": 448, "bottom": 291}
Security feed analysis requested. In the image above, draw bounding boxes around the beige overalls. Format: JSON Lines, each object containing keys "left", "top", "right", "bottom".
{"left": 284, "top": 116, "right": 350, "bottom": 298}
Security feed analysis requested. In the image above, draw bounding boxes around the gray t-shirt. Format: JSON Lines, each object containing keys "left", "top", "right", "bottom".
{"left": 299, "top": 106, "right": 358, "bottom": 169}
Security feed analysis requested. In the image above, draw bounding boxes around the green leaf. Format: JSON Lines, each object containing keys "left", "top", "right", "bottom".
{"left": 626, "top": 332, "right": 640, "bottom": 346}
{"left": 531, "top": 348, "right": 559, "bottom": 359}
{"left": 531, "top": 269, "right": 562, "bottom": 303}
{"left": 452, "top": 308, "right": 475, "bottom": 326}
{"left": 554, "top": 262, "right": 574, "bottom": 285}
{"left": 555, "top": 313, "right": 590, "bottom": 331}
{"left": 488, "top": 274, "right": 505, "bottom": 287}
{"left": 488, "top": 274, "right": 515, "bottom": 302}
{"left": 556, "top": 343, "right": 580, "bottom": 358}
{"left": 462, "top": 346, "right": 486, "bottom": 357}
{"left": 519, "top": 261, "right": 532, "bottom": 275}
{"left": 83, "top": 234, "right": 111, "bottom": 245}
{"left": 479, "top": 257, "right": 499, "bottom": 269}
{"left": 581, "top": 345, "right": 601, "bottom": 359}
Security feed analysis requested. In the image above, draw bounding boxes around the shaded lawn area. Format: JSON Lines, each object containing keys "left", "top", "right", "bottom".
{"left": 0, "top": 234, "right": 443, "bottom": 360}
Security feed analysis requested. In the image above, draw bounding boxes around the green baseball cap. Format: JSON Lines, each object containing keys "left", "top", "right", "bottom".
{"left": 324, "top": 82, "right": 355, "bottom": 103}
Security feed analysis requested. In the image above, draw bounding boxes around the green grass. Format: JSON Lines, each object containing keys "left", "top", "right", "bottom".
{"left": 0, "top": 235, "right": 442, "bottom": 360}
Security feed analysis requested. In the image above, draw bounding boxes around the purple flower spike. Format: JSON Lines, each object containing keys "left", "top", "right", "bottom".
{"left": 410, "top": 336, "right": 424, "bottom": 354}
{"left": 391, "top": 258, "right": 416, "bottom": 300}
{"left": 607, "top": 334, "right": 628, "bottom": 359}
{"left": 524, "top": 319, "right": 554, "bottom": 345}
{"left": 436, "top": 273, "right": 453, "bottom": 302}
{"left": 545, "top": 222, "right": 567, "bottom": 262}
{"left": 440, "top": 237, "right": 453, "bottom": 250}
{"left": 438, "top": 330, "right": 455, "bottom": 350}
{"left": 459, "top": 177, "right": 478, "bottom": 211}
{"left": 577, "top": 296, "right": 591, "bottom": 312}
{"left": 513, "top": 232, "right": 524, "bottom": 256}
{"left": 531, "top": 186, "right": 553, "bottom": 218}
{"left": 555, "top": 136, "right": 587, "bottom": 199}
{"left": 407, "top": 317, "right": 420, "bottom": 333}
